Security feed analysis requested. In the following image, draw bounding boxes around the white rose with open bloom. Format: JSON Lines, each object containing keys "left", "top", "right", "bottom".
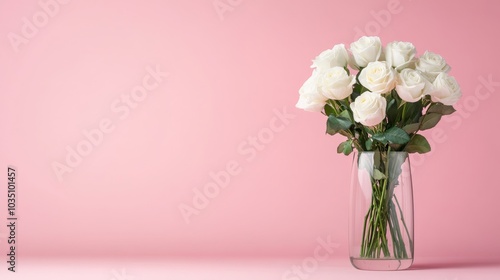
{"left": 318, "top": 67, "right": 355, "bottom": 100}
{"left": 358, "top": 61, "right": 396, "bottom": 94}
{"left": 296, "top": 70, "right": 328, "bottom": 112}
{"left": 385, "top": 41, "right": 416, "bottom": 70}
{"left": 311, "top": 44, "right": 349, "bottom": 71}
{"left": 350, "top": 36, "right": 382, "bottom": 68}
{"left": 429, "top": 72, "right": 461, "bottom": 105}
{"left": 396, "top": 69, "right": 431, "bottom": 102}
{"left": 415, "top": 51, "right": 451, "bottom": 82}
{"left": 350, "top": 91, "right": 387, "bottom": 126}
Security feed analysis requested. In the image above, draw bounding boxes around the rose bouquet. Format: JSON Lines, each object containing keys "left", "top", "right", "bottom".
{"left": 296, "top": 36, "right": 461, "bottom": 266}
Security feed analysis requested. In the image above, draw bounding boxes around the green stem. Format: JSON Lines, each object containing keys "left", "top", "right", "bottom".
{"left": 404, "top": 101, "right": 433, "bottom": 150}
{"left": 390, "top": 201, "right": 406, "bottom": 258}
{"left": 394, "top": 195, "right": 414, "bottom": 253}
{"left": 360, "top": 148, "right": 416, "bottom": 260}
{"left": 351, "top": 138, "right": 364, "bottom": 151}
{"left": 401, "top": 102, "right": 408, "bottom": 123}
{"left": 387, "top": 212, "right": 399, "bottom": 258}
{"left": 366, "top": 177, "right": 390, "bottom": 258}
{"left": 327, "top": 100, "right": 340, "bottom": 115}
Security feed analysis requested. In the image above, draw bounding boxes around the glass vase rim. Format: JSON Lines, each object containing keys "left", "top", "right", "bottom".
{"left": 354, "top": 151, "right": 409, "bottom": 155}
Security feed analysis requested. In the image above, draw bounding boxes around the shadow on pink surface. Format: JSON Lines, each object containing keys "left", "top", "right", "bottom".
{"left": 411, "top": 259, "right": 500, "bottom": 270}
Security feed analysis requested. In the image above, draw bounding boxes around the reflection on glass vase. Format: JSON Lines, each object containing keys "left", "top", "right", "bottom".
{"left": 349, "top": 151, "right": 414, "bottom": 271}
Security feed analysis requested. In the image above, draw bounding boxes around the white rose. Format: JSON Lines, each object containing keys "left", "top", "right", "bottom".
{"left": 385, "top": 41, "right": 416, "bottom": 70}
{"left": 415, "top": 51, "right": 451, "bottom": 82}
{"left": 350, "top": 36, "right": 382, "bottom": 68}
{"left": 350, "top": 91, "right": 387, "bottom": 126}
{"left": 311, "top": 44, "right": 349, "bottom": 71}
{"left": 358, "top": 61, "right": 396, "bottom": 94}
{"left": 318, "top": 67, "right": 355, "bottom": 100}
{"left": 396, "top": 69, "right": 431, "bottom": 102}
{"left": 429, "top": 72, "right": 461, "bottom": 105}
{"left": 296, "top": 70, "right": 328, "bottom": 112}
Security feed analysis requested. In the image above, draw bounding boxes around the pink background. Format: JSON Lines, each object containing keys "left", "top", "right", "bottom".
{"left": 1, "top": 0, "right": 500, "bottom": 277}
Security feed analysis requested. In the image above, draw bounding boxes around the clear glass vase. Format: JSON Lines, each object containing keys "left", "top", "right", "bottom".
{"left": 349, "top": 151, "right": 414, "bottom": 270}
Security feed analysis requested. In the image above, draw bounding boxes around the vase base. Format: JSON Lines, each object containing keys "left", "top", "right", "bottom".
{"left": 350, "top": 257, "right": 413, "bottom": 271}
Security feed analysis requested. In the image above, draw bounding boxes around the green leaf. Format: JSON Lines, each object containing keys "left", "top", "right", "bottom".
{"left": 389, "top": 143, "right": 403, "bottom": 151}
{"left": 337, "top": 141, "right": 345, "bottom": 153}
{"left": 338, "top": 99, "right": 351, "bottom": 111}
{"left": 352, "top": 82, "right": 368, "bottom": 100}
{"left": 372, "top": 127, "right": 410, "bottom": 145}
{"left": 404, "top": 101, "right": 423, "bottom": 125}
{"left": 364, "top": 126, "right": 376, "bottom": 135}
{"left": 420, "top": 113, "right": 442, "bottom": 130}
{"left": 351, "top": 90, "right": 361, "bottom": 101}
{"left": 326, "top": 114, "right": 352, "bottom": 135}
{"left": 402, "top": 123, "right": 420, "bottom": 134}
{"left": 384, "top": 127, "right": 411, "bottom": 145}
{"left": 427, "top": 103, "right": 456, "bottom": 115}
{"left": 373, "top": 150, "right": 381, "bottom": 170}
{"left": 373, "top": 169, "right": 386, "bottom": 180}
{"left": 391, "top": 90, "right": 402, "bottom": 108}
{"left": 324, "top": 103, "right": 335, "bottom": 116}
{"left": 386, "top": 98, "right": 398, "bottom": 124}
{"left": 365, "top": 138, "right": 373, "bottom": 150}
{"left": 339, "top": 130, "right": 351, "bottom": 137}
{"left": 405, "top": 134, "right": 431, "bottom": 154}
{"left": 339, "top": 109, "right": 353, "bottom": 122}
{"left": 337, "top": 140, "right": 353, "bottom": 156}
{"left": 372, "top": 133, "right": 388, "bottom": 144}
{"left": 398, "top": 100, "right": 407, "bottom": 109}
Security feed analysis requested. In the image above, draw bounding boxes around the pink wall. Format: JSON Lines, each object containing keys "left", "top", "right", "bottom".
{"left": 0, "top": 0, "right": 499, "bottom": 261}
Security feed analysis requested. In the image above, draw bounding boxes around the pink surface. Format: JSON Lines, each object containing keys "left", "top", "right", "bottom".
{"left": 1, "top": 258, "right": 500, "bottom": 280}
{"left": 0, "top": 0, "right": 499, "bottom": 271}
